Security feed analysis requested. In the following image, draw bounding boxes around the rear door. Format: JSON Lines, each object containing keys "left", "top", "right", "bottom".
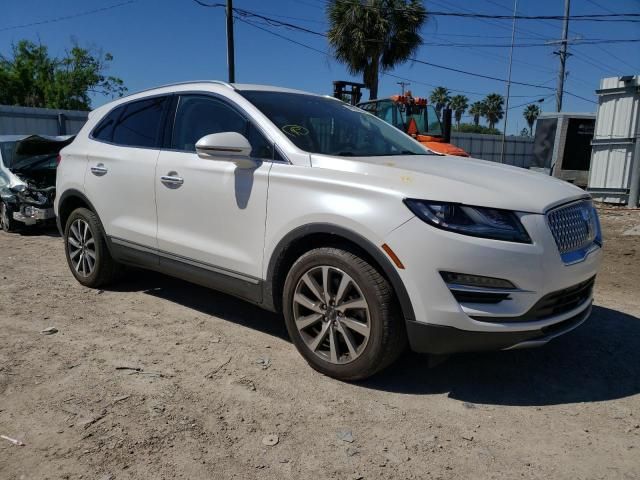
{"left": 84, "top": 95, "right": 170, "bottom": 248}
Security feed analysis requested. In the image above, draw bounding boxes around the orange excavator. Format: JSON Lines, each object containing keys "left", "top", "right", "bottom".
{"left": 333, "top": 81, "right": 469, "bottom": 157}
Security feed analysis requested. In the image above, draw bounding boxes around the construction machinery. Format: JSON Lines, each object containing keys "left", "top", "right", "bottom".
{"left": 332, "top": 81, "right": 468, "bottom": 157}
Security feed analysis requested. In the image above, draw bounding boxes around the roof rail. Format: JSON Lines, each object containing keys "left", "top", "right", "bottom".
{"left": 117, "top": 80, "right": 235, "bottom": 101}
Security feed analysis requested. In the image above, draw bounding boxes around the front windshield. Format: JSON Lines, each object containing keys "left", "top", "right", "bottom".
{"left": 240, "top": 91, "right": 432, "bottom": 157}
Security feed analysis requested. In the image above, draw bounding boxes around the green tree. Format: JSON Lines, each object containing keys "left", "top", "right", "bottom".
{"left": 429, "top": 86, "right": 450, "bottom": 119}
{"left": 482, "top": 93, "right": 504, "bottom": 130}
{"left": 455, "top": 123, "right": 501, "bottom": 135}
{"left": 449, "top": 94, "right": 469, "bottom": 129}
{"left": 523, "top": 103, "right": 541, "bottom": 135}
{"left": 469, "top": 101, "right": 485, "bottom": 126}
{"left": 327, "top": 0, "right": 427, "bottom": 100}
{"left": 0, "top": 40, "right": 126, "bottom": 110}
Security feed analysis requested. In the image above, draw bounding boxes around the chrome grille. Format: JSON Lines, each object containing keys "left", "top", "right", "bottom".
{"left": 547, "top": 200, "right": 598, "bottom": 254}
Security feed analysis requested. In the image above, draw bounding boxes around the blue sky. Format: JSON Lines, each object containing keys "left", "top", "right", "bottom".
{"left": 2, "top": 0, "right": 639, "bottom": 133}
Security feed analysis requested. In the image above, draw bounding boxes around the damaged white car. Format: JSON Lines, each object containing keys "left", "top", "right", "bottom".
{"left": 0, "top": 135, "right": 73, "bottom": 232}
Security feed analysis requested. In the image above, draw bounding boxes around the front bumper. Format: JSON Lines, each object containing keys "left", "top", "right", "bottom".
{"left": 13, "top": 206, "right": 55, "bottom": 225}
{"left": 407, "top": 302, "right": 592, "bottom": 354}
{"left": 383, "top": 211, "right": 602, "bottom": 354}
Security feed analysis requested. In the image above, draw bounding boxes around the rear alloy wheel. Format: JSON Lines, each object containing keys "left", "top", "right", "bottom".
{"left": 64, "top": 208, "right": 120, "bottom": 287}
{"left": 283, "top": 247, "right": 406, "bottom": 381}
{"left": 68, "top": 218, "right": 97, "bottom": 277}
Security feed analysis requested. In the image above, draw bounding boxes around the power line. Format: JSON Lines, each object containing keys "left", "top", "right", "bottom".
{"left": 408, "top": 58, "right": 596, "bottom": 103}
{"left": 322, "top": 1, "right": 640, "bottom": 22}
{"left": 418, "top": 38, "right": 640, "bottom": 47}
{"left": 0, "top": 1, "right": 137, "bottom": 32}
{"left": 235, "top": 12, "right": 594, "bottom": 104}
{"left": 192, "top": 1, "right": 597, "bottom": 104}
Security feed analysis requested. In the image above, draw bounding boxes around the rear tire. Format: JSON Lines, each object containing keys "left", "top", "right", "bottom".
{"left": 0, "top": 201, "right": 18, "bottom": 232}
{"left": 283, "top": 247, "right": 406, "bottom": 381}
{"left": 64, "top": 208, "right": 120, "bottom": 287}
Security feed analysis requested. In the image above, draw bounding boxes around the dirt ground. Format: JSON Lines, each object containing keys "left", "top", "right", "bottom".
{"left": 1, "top": 207, "right": 639, "bottom": 480}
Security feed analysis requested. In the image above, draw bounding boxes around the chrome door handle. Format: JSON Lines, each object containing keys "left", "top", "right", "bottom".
{"left": 160, "top": 172, "right": 184, "bottom": 189}
{"left": 90, "top": 163, "right": 108, "bottom": 176}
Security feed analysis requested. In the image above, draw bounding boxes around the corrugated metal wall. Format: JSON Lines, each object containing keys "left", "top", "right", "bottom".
{"left": 588, "top": 76, "right": 640, "bottom": 204}
{"left": 0, "top": 105, "right": 88, "bottom": 136}
{"left": 451, "top": 132, "right": 533, "bottom": 167}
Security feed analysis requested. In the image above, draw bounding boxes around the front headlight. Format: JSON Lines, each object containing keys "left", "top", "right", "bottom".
{"left": 403, "top": 199, "right": 531, "bottom": 243}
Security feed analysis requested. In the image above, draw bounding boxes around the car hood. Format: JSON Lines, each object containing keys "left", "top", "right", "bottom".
{"left": 310, "top": 153, "right": 588, "bottom": 214}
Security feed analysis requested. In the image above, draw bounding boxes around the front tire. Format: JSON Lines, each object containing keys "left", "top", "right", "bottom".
{"left": 283, "top": 247, "right": 406, "bottom": 381}
{"left": 64, "top": 208, "right": 120, "bottom": 287}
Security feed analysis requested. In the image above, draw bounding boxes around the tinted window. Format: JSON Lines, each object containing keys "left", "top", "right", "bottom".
{"left": 240, "top": 91, "right": 430, "bottom": 157}
{"left": 111, "top": 96, "right": 167, "bottom": 148}
{"left": 92, "top": 105, "right": 124, "bottom": 142}
{"left": 172, "top": 95, "right": 273, "bottom": 159}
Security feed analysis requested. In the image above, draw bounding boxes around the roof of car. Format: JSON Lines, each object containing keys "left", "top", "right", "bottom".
{"left": 231, "top": 83, "right": 316, "bottom": 96}
{"left": 121, "top": 81, "right": 320, "bottom": 100}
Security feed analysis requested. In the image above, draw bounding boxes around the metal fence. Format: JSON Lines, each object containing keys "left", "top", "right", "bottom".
{"left": 451, "top": 132, "right": 534, "bottom": 167}
{"left": 0, "top": 105, "right": 88, "bottom": 136}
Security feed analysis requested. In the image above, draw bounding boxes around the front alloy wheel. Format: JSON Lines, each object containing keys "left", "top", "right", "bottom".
{"left": 293, "top": 266, "right": 371, "bottom": 364}
{"left": 283, "top": 247, "right": 406, "bottom": 381}
{"left": 0, "top": 201, "right": 17, "bottom": 232}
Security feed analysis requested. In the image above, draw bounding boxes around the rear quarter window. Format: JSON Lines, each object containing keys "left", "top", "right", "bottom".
{"left": 92, "top": 96, "right": 168, "bottom": 148}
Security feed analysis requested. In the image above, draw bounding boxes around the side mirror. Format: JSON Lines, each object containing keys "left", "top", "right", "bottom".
{"left": 195, "top": 132, "right": 252, "bottom": 160}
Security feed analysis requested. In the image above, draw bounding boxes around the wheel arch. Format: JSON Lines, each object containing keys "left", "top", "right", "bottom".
{"left": 56, "top": 189, "right": 97, "bottom": 235}
{"left": 264, "top": 223, "right": 415, "bottom": 323}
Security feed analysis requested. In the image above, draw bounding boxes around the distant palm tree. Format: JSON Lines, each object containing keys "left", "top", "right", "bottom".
{"left": 523, "top": 104, "right": 541, "bottom": 135}
{"left": 469, "top": 101, "right": 485, "bottom": 126}
{"left": 483, "top": 93, "right": 505, "bottom": 130}
{"left": 327, "top": 0, "right": 427, "bottom": 100}
{"left": 449, "top": 95, "right": 469, "bottom": 129}
{"left": 429, "top": 86, "right": 450, "bottom": 119}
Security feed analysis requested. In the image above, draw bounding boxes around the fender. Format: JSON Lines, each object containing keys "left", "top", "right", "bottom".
{"left": 264, "top": 223, "right": 416, "bottom": 322}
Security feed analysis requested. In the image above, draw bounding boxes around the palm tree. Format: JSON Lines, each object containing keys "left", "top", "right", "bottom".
{"left": 469, "top": 101, "right": 485, "bottom": 126}
{"left": 429, "top": 86, "right": 450, "bottom": 119}
{"left": 449, "top": 95, "right": 469, "bottom": 129}
{"left": 523, "top": 104, "right": 541, "bottom": 135}
{"left": 482, "top": 93, "right": 504, "bottom": 130}
{"left": 327, "top": 0, "right": 427, "bottom": 100}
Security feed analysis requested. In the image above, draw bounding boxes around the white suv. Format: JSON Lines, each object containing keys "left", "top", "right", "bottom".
{"left": 55, "top": 81, "right": 602, "bottom": 380}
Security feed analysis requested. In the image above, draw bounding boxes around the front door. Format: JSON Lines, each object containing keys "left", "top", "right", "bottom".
{"left": 155, "top": 94, "right": 274, "bottom": 287}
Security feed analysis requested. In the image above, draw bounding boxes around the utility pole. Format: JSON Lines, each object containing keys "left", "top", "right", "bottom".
{"left": 226, "top": 0, "right": 235, "bottom": 83}
{"left": 397, "top": 81, "right": 410, "bottom": 95}
{"left": 555, "top": 0, "right": 570, "bottom": 112}
{"left": 500, "top": 0, "right": 518, "bottom": 163}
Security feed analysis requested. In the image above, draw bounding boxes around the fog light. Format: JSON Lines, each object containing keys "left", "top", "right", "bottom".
{"left": 440, "top": 271, "right": 516, "bottom": 289}
{"left": 23, "top": 206, "right": 36, "bottom": 217}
